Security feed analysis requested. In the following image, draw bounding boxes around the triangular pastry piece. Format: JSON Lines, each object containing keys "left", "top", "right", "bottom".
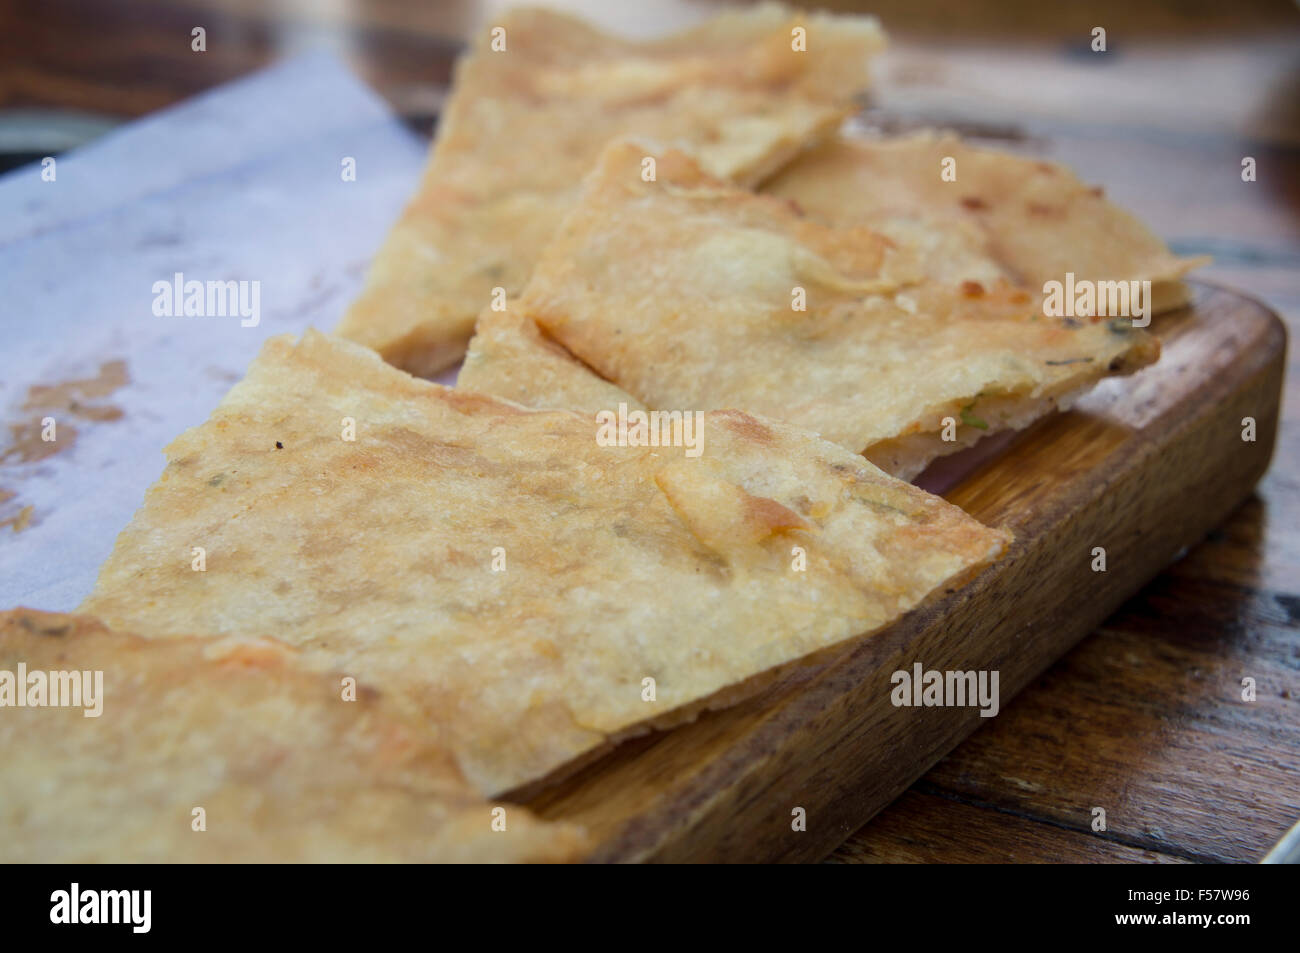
{"left": 491, "top": 140, "right": 1161, "bottom": 479}
{"left": 83, "top": 331, "right": 1007, "bottom": 794}
{"left": 336, "top": 4, "right": 886, "bottom": 375}
{"left": 0, "top": 609, "right": 585, "bottom": 862}
{"left": 763, "top": 131, "right": 1207, "bottom": 314}
{"left": 460, "top": 309, "right": 647, "bottom": 415}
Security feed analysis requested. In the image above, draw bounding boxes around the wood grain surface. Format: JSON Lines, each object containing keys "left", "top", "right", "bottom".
{"left": 3, "top": 0, "right": 1297, "bottom": 862}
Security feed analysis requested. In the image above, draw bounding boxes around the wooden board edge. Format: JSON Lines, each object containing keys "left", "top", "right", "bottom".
{"left": 573, "top": 288, "right": 1286, "bottom": 862}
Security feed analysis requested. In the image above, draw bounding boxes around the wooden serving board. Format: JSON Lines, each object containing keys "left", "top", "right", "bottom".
{"left": 525, "top": 281, "right": 1288, "bottom": 863}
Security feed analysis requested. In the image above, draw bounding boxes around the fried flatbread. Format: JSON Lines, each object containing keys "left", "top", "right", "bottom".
{"left": 459, "top": 309, "right": 646, "bottom": 415}
{"left": 763, "top": 131, "right": 1207, "bottom": 314}
{"left": 503, "top": 140, "right": 1161, "bottom": 480}
{"left": 0, "top": 608, "right": 585, "bottom": 862}
{"left": 83, "top": 331, "right": 1007, "bottom": 795}
{"left": 335, "top": 4, "right": 886, "bottom": 376}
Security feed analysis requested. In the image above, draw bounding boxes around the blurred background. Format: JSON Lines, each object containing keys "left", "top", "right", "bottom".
{"left": 2, "top": 0, "right": 1297, "bottom": 863}
{"left": 3, "top": 2, "right": 1298, "bottom": 133}
{"left": 4, "top": 2, "right": 1298, "bottom": 152}
{"left": 3, "top": 1, "right": 1296, "bottom": 357}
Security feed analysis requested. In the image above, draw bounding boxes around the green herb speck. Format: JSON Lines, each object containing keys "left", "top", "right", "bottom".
{"left": 960, "top": 404, "right": 989, "bottom": 430}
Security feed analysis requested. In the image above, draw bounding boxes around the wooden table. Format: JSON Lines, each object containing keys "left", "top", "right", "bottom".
{"left": 4, "top": 0, "right": 1296, "bottom": 863}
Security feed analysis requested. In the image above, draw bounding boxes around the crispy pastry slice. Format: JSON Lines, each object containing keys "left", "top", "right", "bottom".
{"left": 762, "top": 131, "right": 1207, "bottom": 314}
{"left": 0, "top": 609, "right": 585, "bottom": 862}
{"left": 83, "top": 331, "right": 1007, "bottom": 795}
{"left": 507, "top": 140, "right": 1161, "bottom": 480}
{"left": 459, "top": 309, "right": 647, "bottom": 415}
{"left": 335, "top": 4, "right": 886, "bottom": 376}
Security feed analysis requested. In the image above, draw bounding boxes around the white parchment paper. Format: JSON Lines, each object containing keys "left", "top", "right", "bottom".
{"left": 0, "top": 54, "right": 429, "bottom": 609}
